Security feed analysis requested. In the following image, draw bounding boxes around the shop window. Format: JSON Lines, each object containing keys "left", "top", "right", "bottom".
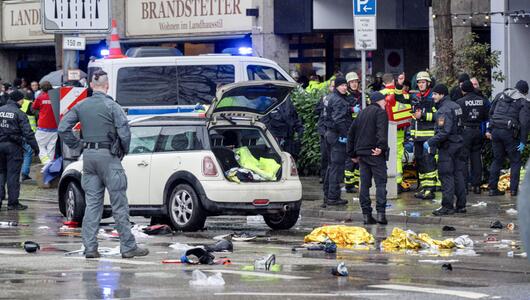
{"left": 116, "top": 66, "right": 178, "bottom": 106}
{"left": 247, "top": 65, "right": 287, "bottom": 81}
{"left": 155, "top": 126, "right": 204, "bottom": 152}
{"left": 177, "top": 65, "right": 235, "bottom": 105}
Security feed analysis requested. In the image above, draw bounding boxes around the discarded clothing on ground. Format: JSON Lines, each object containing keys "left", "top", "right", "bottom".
{"left": 490, "top": 220, "right": 504, "bottom": 229}
{"left": 235, "top": 147, "right": 280, "bottom": 181}
{"left": 204, "top": 239, "right": 233, "bottom": 252}
{"left": 142, "top": 224, "right": 173, "bottom": 235}
{"left": 381, "top": 227, "right": 473, "bottom": 251}
{"left": 304, "top": 225, "right": 375, "bottom": 248}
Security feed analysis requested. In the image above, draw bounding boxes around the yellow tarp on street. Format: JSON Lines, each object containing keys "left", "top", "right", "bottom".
{"left": 304, "top": 225, "right": 375, "bottom": 248}
{"left": 381, "top": 227, "right": 456, "bottom": 251}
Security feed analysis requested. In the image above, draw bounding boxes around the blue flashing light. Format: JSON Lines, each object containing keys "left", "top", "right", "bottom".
{"left": 238, "top": 47, "right": 253, "bottom": 55}
{"left": 100, "top": 49, "right": 110, "bottom": 56}
{"left": 222, "top": 47, "right": 253, "bottom": 56}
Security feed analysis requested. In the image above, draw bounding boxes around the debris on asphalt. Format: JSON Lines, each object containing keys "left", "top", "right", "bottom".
{"left": 97, "top": 228, "right": 119, "bottom": 240}
{"left": 418, "top": 259, "right": 459, "bottom": 264}
{"left": 142, "top": 224, "right": 172, "bottom": 235}
{"left": 304, "top": 225, "right": 375, "bottom": 248}
{"left": 454, "top": 249, "right": 479, "bottom": 256}
{"left": 506, "top": 208, "right": 518, "bottom": 215}
{"left": 409, "top": 212, "right": 421, "bottom": 217}
{"left": 169, "top": 242, "right": 193, "bottom": 252}
{"left": 441, "top": 263, "right": 453, "bottom": 271}
{"left": 214, "top": 258, "right": 232, "bottom": 265}
{"left": 214, "top": 232, "right": 257, "bottom": 242}
{"left": 490, "top": 220, "right": 504, "bottom": 229}
{"left": 183, "top": 247, "right": 215, "bottom": 265}
{"left": 62, "top": 221, "right": 79, "bottom": 228}
{"left": 506, "top": 223, "right": 515, "bottom": 231}
{"left": 38, "top": 226, "right": 50, "bottom": 230}
{"left": 0, "top": 221, "right": 18, "bottom": 227}
{"left": 247, "top": 215, "right": 266, "bottom": 225}
{"left": 131, "top": 225, "right": 151, "bottom": 239}
{"left": 442, "top": 226, "right": 456, "bottom": 231}
{"left": 454, "top": 235, "right": 474, "bottom": 249}
{"left": 507, "top": 251, "right": 514, "bottom": 257}
{"left": 162, "top": 259, "right": 183, "bottom": 264}
{"left": 472, "top": 201, "right": 488, "bottom": 207}
{"left": 484, "top": 235, "right": 497, "bottom": 243}
{"left": 204, "top": 239, "right": 233, "bottom": 253}
{"left": 189, "top": 270, "right": 225, "bottom": 286}
{"left": 331, "top": 262, "right": 349, "bottom": 276}
{"left": 381, "top": 228, "right": 455, "bottom": 251}
{"left": 23, "top": 241, "right": 40, "bottom": 253}
{"left": 352, "top": 197, "right": 359, "bottom": 202}
{"left": 254, "top": 254, "right": 276, "bottom": 271}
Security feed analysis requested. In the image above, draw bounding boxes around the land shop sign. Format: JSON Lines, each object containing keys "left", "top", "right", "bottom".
{"left": 125, "top": 0, "right": 252, "bottom": 37}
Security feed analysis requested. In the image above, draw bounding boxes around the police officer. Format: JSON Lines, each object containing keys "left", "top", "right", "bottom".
{"left": 261, "top": 98, "right": 303, "bottom": 159}
{"left": 487, "top": 80, "right": 530, "bottom": 197}
{"left": 322, "top": 77, "right": 352, "bottom": 206}
{"left": 58, "top": 70, "right": 149, "bottom": 259}
{"left": 411, "top": 71, "right": 438, "bottom": 200}
{"left": 0, "top": 90, "right": 39, "bottom": 211}
{"left": 315, "top": 79, "right": 335, "bottom": 184}
{"left": 450, "top": 73, "right": 470, "bottom": 101}
{"left": 347, "top": 92, "right": 389, "bottom": 224}
{"left": 344, "top": 72, "right": 361, "bottom": 193}
{"left": 425, "top": 84, "right": 466, "bottom": 216}
{"left": 456, "top": 80, "right": 488, "bottom": 194}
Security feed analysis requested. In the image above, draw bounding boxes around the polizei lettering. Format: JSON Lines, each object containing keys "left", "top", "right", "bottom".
{"left": 465, "top": 99, "right": 484, "bottom": 106}
{"left": 141, "top": 0, "right": 242, "bottom": 19}
{"left": 0, "top": 112, "right": 15, "bottom": 118}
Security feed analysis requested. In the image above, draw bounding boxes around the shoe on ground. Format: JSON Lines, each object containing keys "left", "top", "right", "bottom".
{"left": 454, "top": 207, "right": 467, "bottom": 214}
{"left": 7, "top": 204, "right": 28, "bottom": 210}
{"left": 85, "top": 251, "right": 101, "bottom": 259}
{"left": 432, "top": 207, "right": 455, "bottom": 216}
{"left": 398, "top": 182, "right": 410, "bottom": 194}
{"left": 327, "top": 199, "right": 348, "bottom": 206}
{"left": 488, "top": 189, "right": 505, "bottom": 196}
{"left": 363, "top": 214, "right": 377, "bottom": 225}
{"left": 510, "top": 190, "right": 518, "bottom": 197}
{"left": 414, "top": 189, "right": 425, "bottom": 199}
{"left": 473, "top": 186, "right": 481, "bottom": 194}
{"left": 122, "top": 247, "right": 149, "bottom": 259}
{"left": 377, "top": 212, "right": 388, "bottom": 225}
{"left": 20, "top": 174, "right": 32, "bottom": 182}
{"left": 345, "top": 187, "right": 357, "bottom": 194}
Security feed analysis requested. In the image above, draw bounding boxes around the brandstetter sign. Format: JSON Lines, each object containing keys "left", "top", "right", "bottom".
{"left": 125, "top": 0, "right": 253, "bottom": 37}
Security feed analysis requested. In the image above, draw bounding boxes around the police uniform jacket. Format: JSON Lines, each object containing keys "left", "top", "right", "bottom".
{"left": 427, "top": 96, "right": 463, "bottom": 149}
{"left": 315, "top": 94, "right": 331, "bottom": 136}
{"left": 347, "top": 102, "right": 389, "bottom": 158}
{"left": 58, "top": 91, "right": 131, "bottom": 153}
{"left": 0, "top": 100, "right": 38, "bottom": 151}
{"left": 326, "top": 89, "right": 353, "bottom": 139}
{"left": 456, "top": 91, "right": 488, "bottom": 127}
{"left": 261, "top": 98, "right": 303, "bottom": 139}
{"left": 489, "top": 88, "right": 529, "bottom": 144}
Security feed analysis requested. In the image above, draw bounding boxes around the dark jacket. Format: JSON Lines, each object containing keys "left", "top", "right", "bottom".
{"left": 489, "top": 88, "right": 530, "bottom": 144}
{"left": 262, "top": 98, "right": 303, "bottom": 139}
{"left": 456, "top": 91, "right": 489, "bottom": 126}
{"left": 450, "top": 85, "right": 464, "bottom": 101}
{"left": 411, "top": 89, "right": 437, "bottom": 141}
{"left": 315, "top": 93, "right": 332, "bottom": 136}
{"left": 326, "top": 89, "right": 353, "bottom": 139}
{"left": 427, "top": 96, "right": 463, "bottom": 148}
{"left": 347, "top": 103, "right": 389, "bottom": 158}
{"left": 0, "top": 100, "right": 38, "bottom": 151}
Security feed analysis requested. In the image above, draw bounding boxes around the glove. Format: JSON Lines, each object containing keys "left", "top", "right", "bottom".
{"left": 423, "top": 141, "right": 430, "bottom": 153}
{"left": 338, "top": 136, "right": 348, "bottom": 144}
{"left": 353, "top": 105, "right": 360, "bottom": 114}
{"left": 517, "top": 142, "right": 525, "bottom": 153}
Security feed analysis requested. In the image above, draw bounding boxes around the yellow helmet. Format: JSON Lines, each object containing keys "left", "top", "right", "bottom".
{"left": 416, "top": 71, "right": 432, "bottom": 82}
{"left": 346, "top": 72, "right": 359, "bottom": 82}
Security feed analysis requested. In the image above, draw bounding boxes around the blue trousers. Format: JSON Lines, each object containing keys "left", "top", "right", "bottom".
{"left": 22, "top": 143, "right": 33, "bottom": 176}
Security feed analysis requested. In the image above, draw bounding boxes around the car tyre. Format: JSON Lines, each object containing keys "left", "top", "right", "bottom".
{"left": 263, "top": 209, "right": 300, "bottom": 230}
{"left": 64, "top": 181, "right": 85, "bottom": 223}
{"left": 167, "top": 184, "right": 206, "bottom": 232}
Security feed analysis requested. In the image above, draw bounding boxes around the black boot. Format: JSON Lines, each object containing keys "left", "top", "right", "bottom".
{"left": 377, "top": 212, "right": 388, "bottom": 225}
{"left": 363, "top": 214, "right": 377, "bottom": 225}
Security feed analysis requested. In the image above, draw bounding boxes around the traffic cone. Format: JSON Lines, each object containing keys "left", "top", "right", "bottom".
{"left": 107, "top": 19, "right": 126, "bottom": 59}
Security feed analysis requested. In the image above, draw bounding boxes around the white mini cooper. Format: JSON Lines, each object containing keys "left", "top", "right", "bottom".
{"left": 58, "top": 81, "right": 302, "bottom": 231}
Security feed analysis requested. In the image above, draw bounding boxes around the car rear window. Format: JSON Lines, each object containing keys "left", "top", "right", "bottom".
{"left": 116, "top": 65, "right": 235, "bottom": 106}
{"left": 247, "top": 65, "right": 287, "bottom": 81}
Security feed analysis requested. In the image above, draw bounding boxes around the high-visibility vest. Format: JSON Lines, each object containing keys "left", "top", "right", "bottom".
{"left": 381, "top": 86, "right": 412, "bottom": 129}
{"left": 20, "top": 99, "right": 36, "bottom": 132}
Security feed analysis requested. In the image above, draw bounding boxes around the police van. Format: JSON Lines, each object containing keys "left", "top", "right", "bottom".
{"left": 87, "top": 47, "right": 295, "bottom": 117}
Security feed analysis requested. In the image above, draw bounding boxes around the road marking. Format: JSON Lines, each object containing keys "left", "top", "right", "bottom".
{"left": 204, "top": 269, "right": 310, "bottom": 280}
{"left": 369, "top": 284, "right": 490, "bottom": 299}
{"left": 67, "top": 257, "right": 157, "bottom": 265}
{"left": 215, "top": 292, "right": 390, "bottom": 297}
{"left": 0, "top": 250, "right": 25, "bottom": 255}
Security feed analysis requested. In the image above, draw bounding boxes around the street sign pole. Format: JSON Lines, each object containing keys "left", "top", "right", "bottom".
{"left": 353, "top": 0, "right": 377, "bottom": 109}
{"left": 62, "top": 34, "right": 79, "bottom": 84}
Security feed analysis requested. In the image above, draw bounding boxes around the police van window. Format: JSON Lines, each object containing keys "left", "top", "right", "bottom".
{"left": 116, "top": 66, "right": 178, "bottom": 106}
{"left": 155, "top": 126, "right": 204, "bottom": 152}
{"left": 247, "top": 65, "right": 287, "bottom": 81}
{"left": 177, "top": 65, "right": 235, "bottom": 105}
{"left": 129, "top": 126, "right": 161, "bottom": 154}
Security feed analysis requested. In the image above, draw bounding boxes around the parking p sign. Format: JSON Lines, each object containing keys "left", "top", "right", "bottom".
{"left": 353, "top": 0, "right": 376, "bottom": 16}
{"left": 353, "top": 0, "right": 377, "bottom": 50}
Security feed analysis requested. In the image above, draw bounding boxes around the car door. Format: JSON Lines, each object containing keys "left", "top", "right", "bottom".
{"left": 108, "top": 126, "right": 161, "bottom": 205}
{"left": 149, "top": 125, "right": 206, "bottom": 205}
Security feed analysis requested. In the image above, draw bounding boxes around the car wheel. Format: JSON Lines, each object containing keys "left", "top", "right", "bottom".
{"left": 167, "top": 184, "right": 206, "bottom": 232}
{"left": 263, "top": 209, "right": 300, "bottom": 230}
{"left": 64, "top": 181, "right": 85, "bottom": 223}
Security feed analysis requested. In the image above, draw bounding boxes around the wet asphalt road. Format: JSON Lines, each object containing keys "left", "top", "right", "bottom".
{"left": 0, "top": 181, "right": 529, "bottom": 299}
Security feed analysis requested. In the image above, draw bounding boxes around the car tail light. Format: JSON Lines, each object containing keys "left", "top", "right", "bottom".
{"left": 202, "top": 156, "right": 218, "bottom": 176}
{"left": 289, "top": 155, "right": 298, "bottom": 177}
{"left": 253, "top": 199, "right": 270, "bottom": 206}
